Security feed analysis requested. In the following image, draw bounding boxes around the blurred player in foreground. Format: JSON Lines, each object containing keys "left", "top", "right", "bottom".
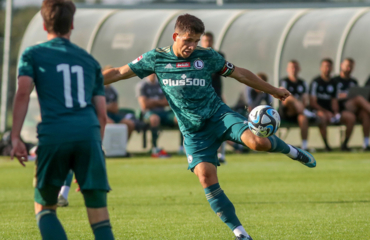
{"left": 103, "top": 14, "right": 316, "bottom": 240}
{"left": 11, "top": 0, "right": 114, "bottom": 239}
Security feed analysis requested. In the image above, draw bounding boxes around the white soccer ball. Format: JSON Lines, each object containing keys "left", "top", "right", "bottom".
{"left": 248, "top": 105, "right": 280, "bottom": 138}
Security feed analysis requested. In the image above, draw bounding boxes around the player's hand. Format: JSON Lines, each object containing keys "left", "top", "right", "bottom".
{"left": 272, "top": 87, "right": 291, "bottom": 101}
{"left": 10, "top": 138, "right": 28, "bottom": 167}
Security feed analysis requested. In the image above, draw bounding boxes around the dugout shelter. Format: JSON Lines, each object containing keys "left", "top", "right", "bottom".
{"left": 18, "top": 4, "right": 370, "bottom": 142}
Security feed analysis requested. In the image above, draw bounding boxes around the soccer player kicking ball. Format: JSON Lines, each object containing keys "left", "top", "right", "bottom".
{"left": 11, "top": 1, "right": 114, "bottom": 239}
{"left": 104, "top": 14, "right": 316, "bottom": 240}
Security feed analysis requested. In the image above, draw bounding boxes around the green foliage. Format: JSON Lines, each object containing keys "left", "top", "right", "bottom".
{"left": 0, "top": 153, "right": 369, "bottom": 239}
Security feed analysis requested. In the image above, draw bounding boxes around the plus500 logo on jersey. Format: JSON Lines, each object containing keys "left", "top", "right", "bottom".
{"left": 162, "top": 78, "right": 206, "bottom": 87}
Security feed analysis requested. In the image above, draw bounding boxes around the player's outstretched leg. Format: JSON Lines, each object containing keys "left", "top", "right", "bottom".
{"left": 58, "top": 170, "right": 74, "bottom": 207}
{"left": 194, "top": 162, "right": 253, "bottom": 240}
{"left": 241, "top": 129, "right": 316, "bottom": 168}
{"left": 35, "top": 186, "right": 68, "bottom": 240}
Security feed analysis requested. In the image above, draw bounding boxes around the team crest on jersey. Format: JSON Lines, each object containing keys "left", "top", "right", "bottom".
{"left": 194, "top": 60, "right": 204, "bottom": 70}
{"left": 327, "top": 85, "right": 334, "bottom": 93}
{"left": 187, "top": 155, "right": 193, "bottom": 163}
{"left": 131, "top": 55, "right": 143, "bottom": 64}
{"left": 176, "top": 62, "right": 190, "bottom": 68}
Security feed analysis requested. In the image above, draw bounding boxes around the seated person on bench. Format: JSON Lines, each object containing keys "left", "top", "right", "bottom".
{"left": 333, "top": 58, "right": 370, "bottom": 150}
{"left": 310, "top": 58, "right": 356, "bottom": 151}
{"left": 246, "top": 73, "right": 273, "bottom": 112}
{"left": 279, "top": 60, "right": 317, "bottom": 151}
{"left": 104, "top": 65, "right": 136, "bottom": 140}
{"left": 136, "top": 73, "right": 180, "bottom": 158}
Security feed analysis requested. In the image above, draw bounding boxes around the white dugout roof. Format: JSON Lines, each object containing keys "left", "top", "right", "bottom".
{"left": 19, "top": 7, "right": 370, "bottom": 141}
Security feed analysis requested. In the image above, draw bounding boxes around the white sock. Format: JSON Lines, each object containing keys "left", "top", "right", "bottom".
{"left": 233, "top": 225, "right": 249, "bottom": 237}
{"left": 220, "top": 142, "right": 226, "bottom": 156}
{"left": 59, "top": 186, "right": 70, "bottom": 200}
{"left": 302, "top": 140, "right": 308, "bottom": 150}
{"left": 287, "top": 145, "right": 298, "bottom": 159}
{"left": 364, "top": 137, "right": 369, "bottom": 148}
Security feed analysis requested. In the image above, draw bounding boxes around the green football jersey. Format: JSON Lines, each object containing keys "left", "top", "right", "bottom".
{"left": 18, "top": 38, "right": 104, "bottom": 145}
{"left": 128, "top": 46, "right": 228, "bottom": 134}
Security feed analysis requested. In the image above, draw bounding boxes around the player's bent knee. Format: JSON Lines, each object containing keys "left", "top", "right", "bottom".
{"left": 149, "top": 114, "right": 160, "bottom": 127}
{"left": 194, "top": 162, "right": 218, "bottom": 188}
{"left": 246, "top": 135, "right": 270, "bottom": 151}
{"left": 82, "top": 190, "right": 107, "bottom": 208}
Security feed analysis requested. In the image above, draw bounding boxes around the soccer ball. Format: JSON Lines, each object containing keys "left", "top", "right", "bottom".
{"left": 248, "top": 105, "right": 280, "bottom": 138}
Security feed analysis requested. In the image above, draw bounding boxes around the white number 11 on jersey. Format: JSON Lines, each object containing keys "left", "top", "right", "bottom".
{"left": 57, "top": 64, "right": 87, "bottom": 108}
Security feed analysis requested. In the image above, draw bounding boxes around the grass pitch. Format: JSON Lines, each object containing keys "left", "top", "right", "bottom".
{"left": 0, "top": 152, "right": 369, "bottom": 239}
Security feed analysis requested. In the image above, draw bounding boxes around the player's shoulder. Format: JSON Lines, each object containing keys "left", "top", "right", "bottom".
{"left": 280, "top": 77, "right": 289, "bottom": 82}
{"left": 351, "top": 78, "right": 358, "bottom": 84}
{"left": 155, "top": 46, "right": 171, "bottom": 54}
{"left": 70, "top": 42, "right": 100, "bottom": 66}
{"left": 22, "top": 43, "right": 43, "bottom": 56}
{"left": 297, "top": 78, "right": 306, "bottom": 85}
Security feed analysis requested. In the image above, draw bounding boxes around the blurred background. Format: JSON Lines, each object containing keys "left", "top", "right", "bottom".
{"left": 2, "top": 0, "right": 370, "bottom": 152}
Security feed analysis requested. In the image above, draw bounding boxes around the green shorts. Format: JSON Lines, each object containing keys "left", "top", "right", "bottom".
{"left": 144, "top": 110, "right": 176, "bottom": 127}
{"left": 184, "top": 104, "right": 249, "bottom": 171}
{"left": 34, "top": 140, "right": 111, "bottom": 199}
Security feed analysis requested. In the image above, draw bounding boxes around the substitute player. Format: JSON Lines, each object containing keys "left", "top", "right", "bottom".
{"left": 11, "top": 1, "right": 114, "bottom": 239}
{"left": 103, "top": 14, "right": 316, "bottom": 240}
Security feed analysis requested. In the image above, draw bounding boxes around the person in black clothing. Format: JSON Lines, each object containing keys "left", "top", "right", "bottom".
{"left": 310, "top": 58, "right": 356, "bottom": 151}
{"left": 280, "top": 60, "right": 316, "bottom": 151}
{"left": 334, "top": 58, "right": 370, "bottom": 150}
{"left": 246, "top": 73, "right": 273, "bottom": 112}
{"left": 201, "top": 31, "right": 225, "bottom": 100}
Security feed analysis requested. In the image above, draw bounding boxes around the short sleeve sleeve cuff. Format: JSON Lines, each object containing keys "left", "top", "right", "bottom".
{"left": 128, "top": 50, "right": 156, "bottom": 79}
{"left": 18, "top": 47, "right": 35, "bottom": 79}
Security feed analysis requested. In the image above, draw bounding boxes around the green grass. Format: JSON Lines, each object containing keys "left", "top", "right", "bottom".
{"left": 0, "top": 152, "right": 370, "bottom": 239}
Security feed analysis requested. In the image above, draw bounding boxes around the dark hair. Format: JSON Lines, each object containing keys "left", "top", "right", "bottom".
{"left": 343, "top": 57, "right": 355, "bottom": 64}
{"left": 175, "top": 14, "right": 205, "bottom": 35}
{"left": 288, "top": 59, "right": 299, "bottom": 65}
{"left": 41, "top": 0, "right": 76, "bottom": 35}
{"left": 321, "top": 58, "right": 333, "bottom": 65}
{"left": 257, "top": 73, "right": 268, "bottom": 82}
{"left": 203, "top": 31, "right": 214, "bottom": 40}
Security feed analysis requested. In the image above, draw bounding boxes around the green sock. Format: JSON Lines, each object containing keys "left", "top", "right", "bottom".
{"left": 267, "top": 135, "right": 290, "bottom": 154}
{"left": 151, "top": 127, "right": 159, "bottom": 148}
{"left": 91, "top": 220, "right": 114, "bottom": 240}
{"left": 205, "top": 183, "right": 241, "bottom": 231}
{"left": 36, "top": 210, "right": 67, "bottom": 240}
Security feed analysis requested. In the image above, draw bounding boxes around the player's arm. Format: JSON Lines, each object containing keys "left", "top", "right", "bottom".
{"left": 229, "top": 66, "right": 290, "bottom": 101}
{"left": 103, "top": 65, "right": 137, "bottom": 85}
{"left": 92, "top": 96, "right": 107, "bottom": 140}
{"left": 11, "top": 76, "right": 34, "bottom": 166}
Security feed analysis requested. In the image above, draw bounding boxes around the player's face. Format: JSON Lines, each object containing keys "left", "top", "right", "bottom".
{"left": 321, "top": 61, "right": 332, "bottom": 77}
{"left": 201, "top": 36, "right": 213, "bottom": 48}
{"left": 341, "top": 60, "right": 354, "bottom": 75}
{"left": 173, "top": 31, "right": 202, "bottom": 58}
{"left": 287, "top": 62, "right": 300, "bottom": 77}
